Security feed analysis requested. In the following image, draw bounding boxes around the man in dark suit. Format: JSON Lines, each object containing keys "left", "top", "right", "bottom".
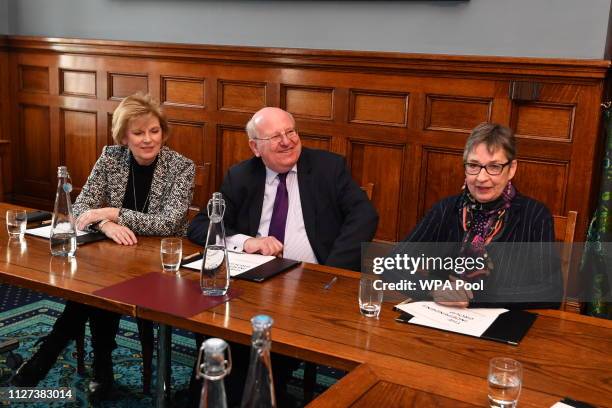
{"left": 185, "top": 107, "right": 378, "bottom": 406}
{"left": 188, "top": 106, "right": 378, "bottom": 271}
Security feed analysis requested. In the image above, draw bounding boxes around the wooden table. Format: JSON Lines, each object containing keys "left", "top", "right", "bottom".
{"left": 0, "top": 203, "right": 610, "bottom": 408}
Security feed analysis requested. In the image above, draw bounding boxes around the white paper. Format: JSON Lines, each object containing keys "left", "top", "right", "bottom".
{"left": 550, "top": 403, "right": 574, "bottom": 408}
{"left": 183, "top": 251, "right": 275, "bottom": 277}
{"left": 26, "top": 225, "right": 92, "bottom": 239}
{"left": 396, "top": 301, "right": 508, "bottom": 337}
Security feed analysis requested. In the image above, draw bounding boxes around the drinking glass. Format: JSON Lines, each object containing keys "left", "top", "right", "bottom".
{"left": 358, "top": 277, "right": 383, "bottom": 317}
{"left": 160, "top": 238, "right": 182, "bottom": 273}
{"left": 488, "top": 357, "right": 522, "bottom": 408}
{"left": 6, "top": 210, "right": 27, "bottom": 238}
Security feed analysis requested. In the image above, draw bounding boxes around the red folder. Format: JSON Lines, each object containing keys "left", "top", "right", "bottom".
{"left": 93, "top": 272, "right": 240, "bottom": 318}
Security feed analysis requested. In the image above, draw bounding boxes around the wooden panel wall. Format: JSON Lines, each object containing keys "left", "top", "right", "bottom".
{"left": 1, "top": 36, "right": 609, "bottom": 243}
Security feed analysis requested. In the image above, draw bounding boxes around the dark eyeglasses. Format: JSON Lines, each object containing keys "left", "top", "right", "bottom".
{"left": 464, "top": 161, "right": 511, "bottom": 176}
{"left": 252, "top": 128, "right": 298, "bottom": 144}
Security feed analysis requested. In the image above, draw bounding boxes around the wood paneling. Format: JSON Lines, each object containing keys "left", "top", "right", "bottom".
{"left": 513, "top": 159, "right": 568, "bottom": 216}
{"left": 60, "top": 109, "right": 97, "bottom": 193}
{"left": 165, "top": 120, "right": 206, "bottom": 207}
{"left": 161, "top": 76, "right": 205, "bottom": 108}
{"left": 19, "top": 105, "right": 52, "bottom": 186}
{"left": 19, "top": 65, "right": 49, "bottom": 93}
{"left": 60, "top": 69, "right": 96, "bottom": 98}
{"left": 511, "top": 102, "right": 575, "bottom": 141}
{"left": 419, "top": 148, "right": 465, "bottom": 216}
{"left": 425, "top": 95, "right": 492, "bottom": 133}
{"left": 349, "top": 90, "right": 408, "bottom": 127}
{"left": 349, "top": 141, "right": 405, "bottom": 241}
{"left": 300, "top": 133, "right": 331, "bottom": 151}
{"left": 218, "top": 80, "right": 266, "bottom": 113}
{"left": 282, "top": 86, "right": 334, "bottom": 120}
{"left": 108, "top": 72, "right": 148, "bottom": 100}
{"left": 2, "top": 35, "right": 609, "bottom": 254}
{"left": 217, "top": 126, "right": 252, "bottom": 183}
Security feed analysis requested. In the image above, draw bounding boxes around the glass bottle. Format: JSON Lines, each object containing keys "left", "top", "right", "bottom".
{"left": 50, "top": 166, "right": 77, "bottom": 257}
{"left": 240, "top": 315, "right": 276, "bottom": 408}
{"left": 201, "top": 192, "right": 230, "bottom": 296}
{"left": 196, "top": 338, "right": 232, "bottom": 408}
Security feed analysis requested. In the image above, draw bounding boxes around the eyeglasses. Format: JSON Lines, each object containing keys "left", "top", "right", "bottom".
{"left": 464, "top": 161, "right": 511, "bottom": 176}
{"left": 252, "top": 128, "right": 299, "bottom": 144}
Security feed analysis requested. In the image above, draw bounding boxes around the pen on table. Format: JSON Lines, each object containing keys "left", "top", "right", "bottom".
{"left": 323, "top": 276, "right": 338, "bottom": 290}
{"left": 182, "top": 251, "right": 201, "bottom": 261}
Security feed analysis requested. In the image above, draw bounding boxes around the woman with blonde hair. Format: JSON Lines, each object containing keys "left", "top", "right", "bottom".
{"left": 11, "top": 93, "right": 195, "bottom": 401}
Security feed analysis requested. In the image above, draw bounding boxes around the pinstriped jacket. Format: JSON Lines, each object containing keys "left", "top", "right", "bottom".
{"left": 73, "top": 145, "right": 195, "bottom": 236}
{"left": 401, "top": 193, "right": 563, "bottom": 308}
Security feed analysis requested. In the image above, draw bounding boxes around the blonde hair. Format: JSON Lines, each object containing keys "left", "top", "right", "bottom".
{"left": 111, "top": 93, "right": 169, "bottom": 145}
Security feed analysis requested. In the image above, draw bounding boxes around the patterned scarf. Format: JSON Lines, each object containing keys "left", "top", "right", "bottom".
{"left": 460, "top": 181, "right": 516, "bottom": 280}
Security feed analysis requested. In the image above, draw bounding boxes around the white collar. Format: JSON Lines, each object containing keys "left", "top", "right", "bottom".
{"left": 265, "top": 164, "right": 297, "bottom": 185}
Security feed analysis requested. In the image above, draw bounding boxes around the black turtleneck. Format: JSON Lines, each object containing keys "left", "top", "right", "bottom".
{"left": 122, "top": 153, "right": 158, "bottom": 213}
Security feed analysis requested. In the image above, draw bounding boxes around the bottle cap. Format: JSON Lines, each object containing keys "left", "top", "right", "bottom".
{"left": 251, "top": 314, "right": 274, "bottom": 329}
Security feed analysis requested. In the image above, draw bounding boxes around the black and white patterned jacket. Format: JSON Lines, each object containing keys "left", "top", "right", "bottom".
{"left": 73, "top": 145, "right": 195, "bottom": 236}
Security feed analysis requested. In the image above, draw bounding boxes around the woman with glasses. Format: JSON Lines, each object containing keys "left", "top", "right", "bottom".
{"left": 399, "top": 122, "right": 562, "bottom": 309}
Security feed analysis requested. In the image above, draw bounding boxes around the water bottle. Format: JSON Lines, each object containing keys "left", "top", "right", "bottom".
{"left": 50, "top": 166, "right": 77, "bottom": 257}
{"left": 200, "top": 192, "right": 230, "bottom": 296}
{"left": 240, "top": 315, "right": 276, "bottom": 408}
{"left": 196, "top": 338, "right": 232, "bottom": 408}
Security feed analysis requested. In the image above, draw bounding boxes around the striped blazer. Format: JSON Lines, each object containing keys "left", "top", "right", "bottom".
{"left": 73, "top": 145, "right": 195, "bottom": 236}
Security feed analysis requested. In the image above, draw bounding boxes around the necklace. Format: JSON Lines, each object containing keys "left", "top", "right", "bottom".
{"left": 131, "top": 162, "right": 152, "bottom": 213}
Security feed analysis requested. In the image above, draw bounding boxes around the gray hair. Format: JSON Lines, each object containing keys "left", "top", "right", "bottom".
{"left": 245, "top": 109, "right": 295, "bottom": 140}
{"left": 463, "top": 123, "right": 516, "bottom": 162}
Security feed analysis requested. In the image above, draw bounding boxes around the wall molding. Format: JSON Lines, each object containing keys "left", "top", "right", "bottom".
{"left": 4, "top": 35, "right": 610, "bottom": 80}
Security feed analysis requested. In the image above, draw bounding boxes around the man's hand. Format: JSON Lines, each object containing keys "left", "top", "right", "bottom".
{"left": 76, "top": 208, "right": 120, "bottom": 230}
{"left": 99, "top": 222, "right": 137, "bottom": 245}
{"left": 243, "top": 236, "right": 283, "bottom": 257}
{"left": 431, "top": 276, "right": 473, "bottom": 308}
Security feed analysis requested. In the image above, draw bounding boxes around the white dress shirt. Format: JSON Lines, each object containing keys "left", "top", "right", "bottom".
{"left": 225, "top": 165, "right": 319, "bottom": 264}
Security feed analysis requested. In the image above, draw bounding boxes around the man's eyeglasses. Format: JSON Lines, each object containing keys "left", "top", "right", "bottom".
{"left": 252, "top": 128, "right": 299, "bottom": 144}
{"left": 464, "top": 161, "right": 511, "bottom": 176}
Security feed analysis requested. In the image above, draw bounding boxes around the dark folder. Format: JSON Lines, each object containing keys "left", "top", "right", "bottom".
{"left": 76, "top": 232, "right": 107, "bottom": 245}
{"left": 236, "top": 257, "right": 300, "bottom": 282}
{"left": 395, "top": 309, "right": 536, "bottom": 346}
{"left": 181, "top": 253, "right": 300, "bottom": 282}
{"left": 26, "top": 210, "right": 52, "bottom": 224}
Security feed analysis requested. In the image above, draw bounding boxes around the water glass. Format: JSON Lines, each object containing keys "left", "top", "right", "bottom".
{"left": 358, "top": 277, "right": 383, "bottom": 318}
{"left": 160, "top": 238, "right": 182, "bottom": 273}
{"left": 488, "top": 357, "right": 522, "bottom": 408}
{"left": 6, "top": 210, "right": 27, "bottom": 238}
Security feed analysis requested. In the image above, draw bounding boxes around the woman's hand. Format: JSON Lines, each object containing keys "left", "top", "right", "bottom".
{"left": 431, "top": 276, "right": 473, "bottom": 308}
{"left": 99, "top": 222, "right": 138, "bottom": 245}
{"left": 76, "top": 208, "right": 120, "bottom": 230}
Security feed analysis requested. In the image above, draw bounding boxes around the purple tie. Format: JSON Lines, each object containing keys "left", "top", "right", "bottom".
{"left": 268, "top": 172, "right": 288, "bottom": 243}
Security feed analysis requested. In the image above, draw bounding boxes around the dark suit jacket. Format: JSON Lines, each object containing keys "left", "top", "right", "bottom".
{"left": 188, "top": 148, "right": 379, "bottom": 271}
{"left": 395, "top": 193, "right": 563, "bottom": 309}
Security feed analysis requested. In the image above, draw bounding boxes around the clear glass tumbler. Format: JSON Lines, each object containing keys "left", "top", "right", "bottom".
{"left": 488, "top": 357, "right": 522, "bottom": 408}
{"left": 6, "top": 210, "right": 27, "bottom": 238}
{"left": 359, "top": 277, "right": 383, "bottom": 318}
{"left": 160, "top": 238, "right": 182, "bottom": 273}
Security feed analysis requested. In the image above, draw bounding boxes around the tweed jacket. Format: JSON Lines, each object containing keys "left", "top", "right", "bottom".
{"left": 73, "top": 145, "right": 195, "bottom": 236}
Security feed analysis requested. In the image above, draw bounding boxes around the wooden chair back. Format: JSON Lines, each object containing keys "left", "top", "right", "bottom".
{"left": 188, "top": 163, "right": 211, "bottom": 220}
{"left": 552, "top": 211, "right": 579, "bottom": 313}
{"left": 361, "top": 182, "right": 374, "bottom": 200}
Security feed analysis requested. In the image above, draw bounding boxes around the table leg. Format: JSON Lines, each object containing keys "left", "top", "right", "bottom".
{"left": 155, "top": 323, "right": 172, "bottom": 408}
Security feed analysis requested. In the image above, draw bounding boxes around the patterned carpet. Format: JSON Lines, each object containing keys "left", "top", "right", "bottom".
{"left": 0, "top": 284, "right": 343, "bottom": 407}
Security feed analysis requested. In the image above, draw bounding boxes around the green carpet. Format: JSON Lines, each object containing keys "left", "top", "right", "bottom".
{"left": 0, "top": 299, "right": 194, "bottom": 407}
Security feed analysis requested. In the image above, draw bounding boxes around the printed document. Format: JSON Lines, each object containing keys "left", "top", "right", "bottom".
{"left": 184, "top": 251, "right": 275, "bottom": 277}
{"left": 396, "top": 301, "right": 508, "bottom": 337}
{"left": 26, "top": 225, "right": 92, "bottom": 238}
